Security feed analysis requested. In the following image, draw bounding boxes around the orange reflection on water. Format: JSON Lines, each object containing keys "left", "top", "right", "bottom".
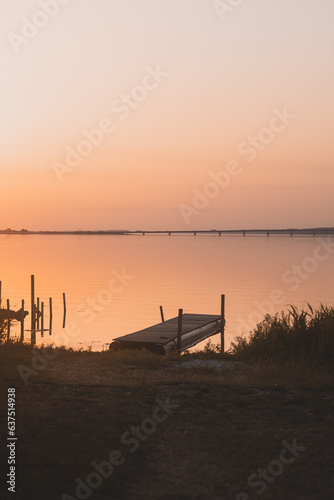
{"left": 1, "top": 234, "right": 334, "bottom": 350}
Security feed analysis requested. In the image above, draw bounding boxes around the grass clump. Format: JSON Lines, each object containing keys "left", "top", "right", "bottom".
{"left": 230, "top": 304, "right": 334, "bottom": 368}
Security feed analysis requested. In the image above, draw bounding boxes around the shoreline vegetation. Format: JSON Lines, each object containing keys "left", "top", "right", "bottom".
{"left": 1, "top": 305, "right": 333, "bottom": 499}
{"left": 2, "top": 303, "right": 334, "bottom": 369}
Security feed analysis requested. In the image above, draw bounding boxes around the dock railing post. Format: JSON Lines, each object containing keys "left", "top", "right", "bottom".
{"left": 221, "top": 294, "right": 225, "bottom": 353}
{"left": 160, "top": 306, "right": 165, "bottom": 323}
{"left": 177, "top": 308, "right": 183, "bottom": 354}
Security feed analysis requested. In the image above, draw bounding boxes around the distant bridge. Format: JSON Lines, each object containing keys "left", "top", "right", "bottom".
{"left": 130, "top": 228, "right": 334, "bottom": 237}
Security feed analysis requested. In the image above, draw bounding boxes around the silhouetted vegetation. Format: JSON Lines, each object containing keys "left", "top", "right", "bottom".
{"left": 0, "top": 300, "right": 10, "bottom": 344}
{"left": 230, "top": 304, "right": 334, "bottom": 368}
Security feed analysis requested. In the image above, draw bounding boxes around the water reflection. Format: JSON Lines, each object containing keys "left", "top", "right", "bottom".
{"left": 0, "top": 234, "right": 333, "bottom": 350}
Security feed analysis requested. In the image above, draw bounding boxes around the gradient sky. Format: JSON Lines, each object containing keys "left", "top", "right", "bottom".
{"left": 1, "top": 0, "right": 333, "bottom": 230}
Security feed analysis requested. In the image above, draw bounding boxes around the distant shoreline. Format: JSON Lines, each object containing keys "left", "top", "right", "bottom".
{"left": 1, "top": 227, "right": 334, "bottom": 236}
{"left": 0, "top": 230, "right": 129, "bottom": 235}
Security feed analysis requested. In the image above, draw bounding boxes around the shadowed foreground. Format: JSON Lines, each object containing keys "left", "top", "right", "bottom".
{"left": 0, "top": 345, "right": 333, "bottom": 500}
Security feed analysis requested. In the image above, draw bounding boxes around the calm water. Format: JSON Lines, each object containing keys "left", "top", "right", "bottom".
{"left": 1, "top": 234, "right": 334, "bottom": 350}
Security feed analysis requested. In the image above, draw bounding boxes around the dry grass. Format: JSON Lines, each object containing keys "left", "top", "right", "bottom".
{"left": 1, "top": 340, "right": 334, "bottom": 390}
{"left": 1, "top": 337, "right": 334, "bottom": 500}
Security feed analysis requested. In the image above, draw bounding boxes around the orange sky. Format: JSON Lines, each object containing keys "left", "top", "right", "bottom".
{"left": 1, "top": 0, "right": 333, "bottom": 230}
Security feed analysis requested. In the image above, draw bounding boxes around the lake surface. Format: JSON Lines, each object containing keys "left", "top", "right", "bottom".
{"left": 1, "top": 234, "right": 334, "bottom": 351}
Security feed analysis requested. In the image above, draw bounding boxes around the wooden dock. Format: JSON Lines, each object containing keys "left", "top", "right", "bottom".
{"left": 110, "top": 313, "right": 223, "bottom": 355}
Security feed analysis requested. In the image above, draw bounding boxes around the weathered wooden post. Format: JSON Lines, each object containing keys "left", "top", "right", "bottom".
{"left": 160, "top": 306, "right": 165, "bottom": 323}
{"left": 177, "top": 308, "right": 183, "bottom": 354}
{"left": 31, "top": 275, "right": 35, "bottom": 345}
{"left": 36, "top": 297, "right": 40, "bottom": 330}
{"left": 62, "top": 293, "right": 66, "bottom": 328}
{"left": 7, "top": 299, "right": 10, "bottom": 340}
{"left": 20, "top": 299, "right": 25, "bottom": 342}
{"left": 221, "top": 294, "right": 225, "bottom": 353}
{"left": 41, "top": 302, "right": 44, "bottom": 337}
{"left": 49, "top": 298, "right": 53, "bottom": 335}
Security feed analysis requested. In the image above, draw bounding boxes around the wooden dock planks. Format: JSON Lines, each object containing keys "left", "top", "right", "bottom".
{"left": 111, "top": 313, "right": 222, "bottom": 355}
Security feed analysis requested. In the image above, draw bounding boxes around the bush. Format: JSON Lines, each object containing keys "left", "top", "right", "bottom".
{"left": 230, "top": 304, "right": 334, "bottom": 368}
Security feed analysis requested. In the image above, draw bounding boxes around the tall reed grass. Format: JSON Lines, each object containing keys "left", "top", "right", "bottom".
{"left": 230, "top": 304, "right": 334, "bottom": 368}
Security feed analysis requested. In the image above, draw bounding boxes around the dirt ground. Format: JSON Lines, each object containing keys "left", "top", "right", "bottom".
{"left": 0, "top": 347, "right": 334, "bottom": 500}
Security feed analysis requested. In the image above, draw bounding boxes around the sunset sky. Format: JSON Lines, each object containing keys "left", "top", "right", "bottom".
{"left": 1, "top": 0, "right": 333, "bottom": 230}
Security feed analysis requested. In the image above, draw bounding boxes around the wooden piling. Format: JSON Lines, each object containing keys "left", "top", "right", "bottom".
{"left": 177, "top": 308, "right": 183, "bottom": 353}
{"left": 160, "top": 306, "right": 165, "bottom": 323}
{"left": 41, "top": 302, "right": 44, "bottom": 337}
{"left": 62, "top": 292, "right": 66, "bottom": 328}
{"left": 221, "top": 294, "right": 225, "bottom": 353}
{"left": 7, "top": 299, "right": 10, "bottom": 339}
{"left": 36, "top": 297, "right": 40, "bottom": 330}
{"left": 49, "top": 297, "right": 53, "bottom": 335}
{"left": 20, "top": 299, "right": 25, "bottom": 342}
{"left": 31, "top": 275, "right": 35, "bottom": 344}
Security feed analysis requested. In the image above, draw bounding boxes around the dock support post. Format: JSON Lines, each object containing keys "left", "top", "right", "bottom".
{"left": 31, "top": 275, "right": 35, "bottom": 345}
{"left": 160, "top": 306, "right": 165, "bottom": 322}
{"left": 41, "top": 302, "right": 44, "bottom": 337}
{"left": 49, "top": 298, "right": 53, "bottom": 335}
{"left": 177, "top": 308, "right": 183, "bottom": 354}
{"left": 62, "top": 292, "right": 66, "bottom": 328}
{"left": 7, "top": 299, "right": 10, "bottom": 340}
{"left": 221, "top": 294, "right": 225, "bottom": 353}
{"left": 20, "top": 299, "right": 25, "bottom": 342}
{"left": 36, "top": 297, "right": 40, "bottom": 330}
